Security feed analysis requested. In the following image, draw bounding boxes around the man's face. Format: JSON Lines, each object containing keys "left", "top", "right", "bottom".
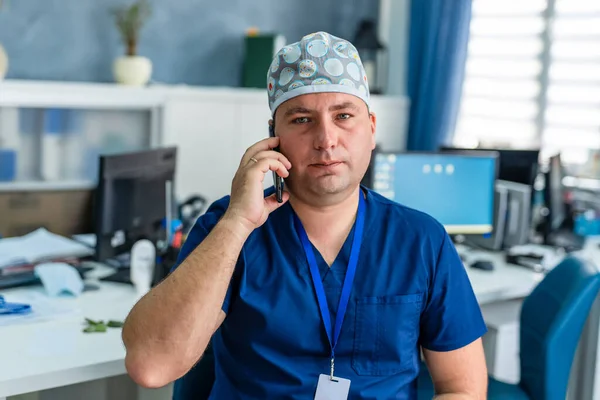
{"left": 273, "top": 92, "right": 376, "bottom": 200}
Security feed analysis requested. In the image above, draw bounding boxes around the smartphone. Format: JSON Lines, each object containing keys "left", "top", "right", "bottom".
{"left": 269, "top": 125, "right": 284, "bottom": 203}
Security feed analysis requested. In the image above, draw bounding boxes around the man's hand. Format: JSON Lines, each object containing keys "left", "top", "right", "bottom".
{"left": 223, "top": 136, "right": 292, "bottom": 233}
{"left": 423, "top": 338, "right": 488, "bottom": 400}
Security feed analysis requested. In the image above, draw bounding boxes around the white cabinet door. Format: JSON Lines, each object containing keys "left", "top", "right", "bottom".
{"left": 237, "top": 95, "right": 274, "bottom": 189}
{"left": 161, "top": 96, "right": 237, "bottom": 204}
{"left": 370, "top": 96, "right": 409, "bottom": 151}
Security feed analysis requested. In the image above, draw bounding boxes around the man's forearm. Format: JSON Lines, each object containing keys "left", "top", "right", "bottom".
{"left": 122, "top": 215, "right": 251, "bottom": 388}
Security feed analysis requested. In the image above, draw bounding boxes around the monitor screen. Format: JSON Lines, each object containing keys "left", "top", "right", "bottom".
{"left": 373, "top": 152, "right": 497, "bottom": 234}
{"left": 94, "top": 147, "right": 177, "bottom": 262}
{"left": 440, "top": 147, "right": 539, "bottom": 187}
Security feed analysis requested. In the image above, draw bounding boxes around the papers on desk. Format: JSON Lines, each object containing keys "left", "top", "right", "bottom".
{"left": 0, "top": 228, "right": 95, "bottom": 269}
{"left": 71, "top": 233, "right": 96, "bottom": 248}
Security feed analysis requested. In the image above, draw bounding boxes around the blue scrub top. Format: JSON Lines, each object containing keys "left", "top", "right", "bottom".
{"left": 172, "top": 186, "right": 487, "bottom": 399}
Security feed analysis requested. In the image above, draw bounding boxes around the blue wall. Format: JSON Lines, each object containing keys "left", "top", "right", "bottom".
{"left": 0, "top": 0, "right": 378, "bottom": 86}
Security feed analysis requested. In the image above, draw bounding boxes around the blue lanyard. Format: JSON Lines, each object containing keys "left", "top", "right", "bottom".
{"left": 293, "top": 192, "right": 366, "bottom": 376}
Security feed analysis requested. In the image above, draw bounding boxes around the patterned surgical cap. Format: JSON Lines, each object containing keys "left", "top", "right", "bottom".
{"left": 266, "top": 31, "right": 370, "bottom": 115}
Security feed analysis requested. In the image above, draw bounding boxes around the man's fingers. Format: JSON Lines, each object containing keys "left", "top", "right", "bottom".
{"left": 249, "top": 158, "right": 289, "bottom": 179}
{"left": 240, "top": 137, "right": 280, "bottom": 166}
{"left": 251, "top": 150, "right": 292, "bottom": 169}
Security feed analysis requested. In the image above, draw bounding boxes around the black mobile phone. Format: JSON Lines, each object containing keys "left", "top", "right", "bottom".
{"left": 269, "top": 125, "right": 284, "bottom": 203}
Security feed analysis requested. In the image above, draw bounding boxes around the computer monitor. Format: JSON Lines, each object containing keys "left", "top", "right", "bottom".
{"left": 440, "top": 146, "right": 540, "bottom": 188}
{"left": 372, "top": 151, "right": 498, "bottom": 234}
{"left": 542, "top": 153, "right": 585, "bottom": 251}
{"left": 546, "top": 154, "right": 566, "bottom": 231}
{"left": 93, "top": 147, "right": 177, "bottom": 266}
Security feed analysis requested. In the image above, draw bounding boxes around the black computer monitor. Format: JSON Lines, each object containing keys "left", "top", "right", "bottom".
{"left": 372, "top": 151, "right": 498, "bottom": 235}
{"left": 546, "top": 154, "right": 566, "bottom": 231}
{"left": 542, "top": 153, "right": 584, "bottom": 251}
{"left": 440, "top": 146, "right": 540, "bottom": 187}
{"left": 93, "top": 147, "right": 177, "bottom": 266}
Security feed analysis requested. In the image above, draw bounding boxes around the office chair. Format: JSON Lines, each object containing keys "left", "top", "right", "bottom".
{"left": 418, "top": 256, "right": 600, "bottom": 399}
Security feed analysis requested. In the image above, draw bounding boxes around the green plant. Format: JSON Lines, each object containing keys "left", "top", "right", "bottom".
{"left": 112, "top": 0, "right": 151, "bottom": 57}
{"left": 83, "top": 318, "right": 124, "bottom": 333}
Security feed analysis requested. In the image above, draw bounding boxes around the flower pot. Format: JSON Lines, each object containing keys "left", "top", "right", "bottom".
{"left": 0, "top": 43, "right": 8, "bottom": 80}
{"left": 113, "top": 55, "right": 152, "bottom": 86}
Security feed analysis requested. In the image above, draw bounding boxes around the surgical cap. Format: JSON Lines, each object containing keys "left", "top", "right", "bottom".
{"left": 266, "top": 31, "right": 370, "bottom": 115}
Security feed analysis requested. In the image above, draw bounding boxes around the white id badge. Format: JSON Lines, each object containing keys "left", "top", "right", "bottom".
{"left": 314, "top": 374, "right": 351, "bottom": 400}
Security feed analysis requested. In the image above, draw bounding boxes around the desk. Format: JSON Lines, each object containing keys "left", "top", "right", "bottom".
{"left": 0, "top": 244, "right": 597, "bottom": 400}
{"left": 460, "top": 246, "right": 546, "bottom": 305}
{"left": 0, "top": 265, "right": 142, "bottom": 400}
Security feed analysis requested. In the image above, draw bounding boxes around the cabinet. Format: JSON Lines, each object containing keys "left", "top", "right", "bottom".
{"left": 0, "top": 80, "right": 410, "bottom": 204}
{"left": 0, "top": 80, "right": 162, "bottom": 190}
{"left": 161, "top": 88, "right": 240, "bottom": 204}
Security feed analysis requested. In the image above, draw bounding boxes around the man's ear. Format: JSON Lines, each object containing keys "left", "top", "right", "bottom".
{"left": 369, "top": 112, "right": 377, "bottom": 150}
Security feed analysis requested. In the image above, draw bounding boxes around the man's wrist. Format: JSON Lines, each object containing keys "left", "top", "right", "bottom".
{"left": 218, "top": 213, "right": 254, "bottom": 242}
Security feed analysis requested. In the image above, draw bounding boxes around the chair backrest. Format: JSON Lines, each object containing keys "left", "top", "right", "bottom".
{"left": 519, "top": 256, "right": 600, "bottom": 400}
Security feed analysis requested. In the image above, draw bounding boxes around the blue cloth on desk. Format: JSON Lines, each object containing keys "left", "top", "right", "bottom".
{"left": 0, "top": 295, "right": 31, "bottom": 315}
{"left": 171, "top": 186, "right": 487, "bottom": 399}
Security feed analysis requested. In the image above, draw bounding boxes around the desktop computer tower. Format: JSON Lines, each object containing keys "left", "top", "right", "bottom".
{"left": 468, "top": 180, "right": 531, "bottom": 250}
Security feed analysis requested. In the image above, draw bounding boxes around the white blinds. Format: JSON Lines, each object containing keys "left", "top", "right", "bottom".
{"left": 542, "top": 0, "right": 600, "bottom": 165}
{"left": 453, "top": 0, "right": 600, "bottom": 167}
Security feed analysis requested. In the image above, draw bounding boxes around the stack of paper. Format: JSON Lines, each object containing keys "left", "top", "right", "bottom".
{"left": 0, "top": 228, "right": 95, "bottom": 269}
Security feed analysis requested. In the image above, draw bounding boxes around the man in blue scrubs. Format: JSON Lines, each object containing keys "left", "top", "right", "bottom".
{"left": 123, "top": 31, "right": 488, "bottom": 399}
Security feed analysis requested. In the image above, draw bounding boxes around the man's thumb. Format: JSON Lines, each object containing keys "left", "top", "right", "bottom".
{"left": 265, "top": 192, "right": 290, "bottom": 213}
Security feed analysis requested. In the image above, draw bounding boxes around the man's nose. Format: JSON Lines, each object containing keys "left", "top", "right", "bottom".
{"left": 314, "top": 119, "right": 339, "bottom": 150}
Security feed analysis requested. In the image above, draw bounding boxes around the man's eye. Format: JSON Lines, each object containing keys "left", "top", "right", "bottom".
{"left": 338, "top": 113, "right": 351, "bottom": 120}
{"left": 293, "top": 117, "right": 309, "bottom": 124}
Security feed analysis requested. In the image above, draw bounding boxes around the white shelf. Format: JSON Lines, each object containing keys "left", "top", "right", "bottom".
{"left": 0, "top": 79, "right": 409, "bottom": 110}
{"left": 0, "top": 180, "right": 95, "bottom": 191}
{"left": 0, "top": 79, "right": 167, "bottom": 110}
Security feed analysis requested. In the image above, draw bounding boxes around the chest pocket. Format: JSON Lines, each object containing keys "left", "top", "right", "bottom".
{"left": 352, "top": 293, "right": 423, "bottom": 376}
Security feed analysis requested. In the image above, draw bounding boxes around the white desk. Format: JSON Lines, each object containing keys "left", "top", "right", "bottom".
{"left": 0, "top": 244, "right": 596, "bottom": 400}
{"left": 0, "top": 265, "right": 141, "bottom": 399}
{"left": 461, "top": 248, "right": 546, "bottom": 305}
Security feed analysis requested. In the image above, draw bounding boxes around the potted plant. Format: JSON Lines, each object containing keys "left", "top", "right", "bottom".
{"left": 112, "top": 0, "right": 152, "bottom": 86}
{"left": 0, "top": 0, "right": 8, "bottom": 80}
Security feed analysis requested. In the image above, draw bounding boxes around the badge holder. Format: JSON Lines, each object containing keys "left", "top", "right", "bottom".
{"left": 314, "top": 358, "right": 350, "bottom": 400}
